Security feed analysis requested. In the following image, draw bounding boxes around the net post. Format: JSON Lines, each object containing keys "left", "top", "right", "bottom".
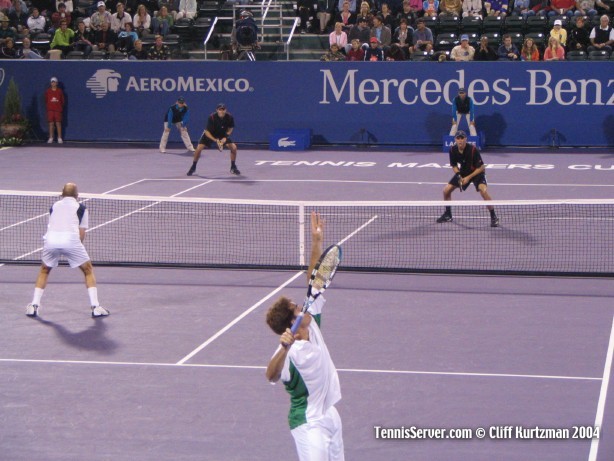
{"left": 299, "top": 203, "right": 305, "bottom": 267}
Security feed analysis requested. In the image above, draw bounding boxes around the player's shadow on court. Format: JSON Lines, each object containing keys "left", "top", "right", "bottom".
{"left": 34, "top": 317, "right": 119, "bottom": 355}
{"left": 377, "top": 222, "right": 537, "bottom": 245}
{"left": 162, "top": 150, "right": 194, "bottom": 157}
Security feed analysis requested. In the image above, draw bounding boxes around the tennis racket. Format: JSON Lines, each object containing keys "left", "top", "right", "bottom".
{"left": 290, "top": 244, "right": 343, "bottom": 334}
{"left": 216, "top": 139, "right": 224, "bottom": 151}
{"left": 456, "top": 173, "right": 463, "bottom": 192}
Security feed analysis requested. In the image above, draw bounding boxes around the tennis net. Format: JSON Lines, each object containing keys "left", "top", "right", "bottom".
{"left": 1, "top": 190, "right": 613, "bottom": 277}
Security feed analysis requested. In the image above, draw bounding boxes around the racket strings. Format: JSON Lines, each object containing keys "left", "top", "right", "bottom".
{"left": 311, "top": 250, "right": 341, "bottom": 292}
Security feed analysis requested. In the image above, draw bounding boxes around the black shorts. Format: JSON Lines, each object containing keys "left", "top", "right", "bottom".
{"left": 199, "top": 134, "right": 233, "bottom": 148}
{"left": 448, "top": 173, "right": 487, "bottom": 191}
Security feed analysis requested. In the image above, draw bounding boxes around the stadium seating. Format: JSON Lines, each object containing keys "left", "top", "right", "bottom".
{"left": 588, "top": 49, "right": 610, "bottom": 60}
{"left": 163, "top": 33, "right": 182, "bottom": 56}
{"left": 526, "top": 15, "right": 548, "bottom": 33}
{"left": 483, "top": 16, "right": 504, "bottom": 33}
{"left": 422, "top": 15, "right": 439, "bottom": 32}
{"left": 41, "top": 1, "right": 614, "bottom": 61}
{"left": 172, "top": 18, "right": 194, "bottom": 43}
{"left": 192, "top": 17, "right": 212, "bottom": 42}
{"left": 434, "top": 33, "right": 459, "bottom": 51}
{"left": 31, "top": 33, "right": 51, "bottom": 54}
{"left": 88, "top": 50, "right": 107, "bottom": 60}
{"left": 110, "top": 51, "right": 128, "bottom": 60}
{"left": 482, "top": 32, "right": 501, "bottom": 47}
{"left": 464, "top": 32, "right": 480, "bottom": 47}
{"left": 65, "top": 50, "right": 85, "bottom": 60}
{"left": 438, "top": 15, "right": 461, "bottom": 33}
{"left": 503, "top": 15, "right": 525, "bottom": 33}
{"left": 461, "top": 15, "right": 482, "bottom": 33}
{"left": 566, "top": 50, "right": 587, "bottom": 60}
{"left": 410, "top": 50, "right": 431, "bottom": 61}
{"left": 508, "top": 32, "right": 524, "bottom": 47}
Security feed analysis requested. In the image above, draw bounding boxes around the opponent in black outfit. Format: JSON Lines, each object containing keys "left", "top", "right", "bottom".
{"left": 187, "top": 103, "right": 240, "bottom": 176}
{"left": 436, "top": 131, "right": 499, "bottom": 227}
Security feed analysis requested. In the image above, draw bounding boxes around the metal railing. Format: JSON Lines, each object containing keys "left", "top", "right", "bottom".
{"left": 203, "top": 16, "right": 218, "bottom": 61}
{"left": 202, "top": 1, "right": 287, "bottom": 61}
{"left": 285, "top": 17, "right": 300, "bottom": 61}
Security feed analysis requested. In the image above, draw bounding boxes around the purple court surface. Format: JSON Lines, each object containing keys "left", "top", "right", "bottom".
{"left": 1, "top": 143, "right": 613, "bottom": 461}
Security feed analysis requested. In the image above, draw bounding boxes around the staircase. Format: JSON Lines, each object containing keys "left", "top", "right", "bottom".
{"left": 187, "top": 0, "right": 329, "bottom": 61}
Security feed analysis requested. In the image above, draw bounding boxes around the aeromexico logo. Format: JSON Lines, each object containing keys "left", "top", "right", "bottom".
{"left": 86, "top": 69, "right": 122, "bottom": 99}
{"left": 86, "top": 69, "right": 253, "bottom": 99}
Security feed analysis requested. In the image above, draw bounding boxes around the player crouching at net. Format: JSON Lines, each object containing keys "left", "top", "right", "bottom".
{"left": 187, "top": 102, "right": 240, "bottom": 176}
{"left": 265, "top": 212, "right": 345, "bottom": 461}
{"left": 26, "top": 183, "right": 109, "bottom": 318}
{"left": 437, "top": 131, "right": 500, "bottom": 227}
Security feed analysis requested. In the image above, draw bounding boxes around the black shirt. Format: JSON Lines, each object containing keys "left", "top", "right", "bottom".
{"left": 449, "top": 144, "right": 483, "bottom": 177}
{"left": 206, "top": 112, "right": 235, "bottom": 139}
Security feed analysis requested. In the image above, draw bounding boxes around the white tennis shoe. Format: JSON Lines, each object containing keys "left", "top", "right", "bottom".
{"left": 91, "top": 305, "right": 110, "bottom": 317}
{"left": 25, "top": 303, "right": 39, "bottom": 317}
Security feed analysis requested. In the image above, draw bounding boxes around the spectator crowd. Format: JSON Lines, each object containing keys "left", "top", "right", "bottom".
{"left": 0, "top": 0, "right": 195, "bottom": 59}
{"left": 0, "top": 0, "right": 611, "bottom": 60}
{"left": 312, "top": 0, "right": 613, "bottom": 60}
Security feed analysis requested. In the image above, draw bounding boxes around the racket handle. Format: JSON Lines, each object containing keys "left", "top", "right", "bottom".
{"left": 290, "top": 312, "right": 305, "bottom": 335}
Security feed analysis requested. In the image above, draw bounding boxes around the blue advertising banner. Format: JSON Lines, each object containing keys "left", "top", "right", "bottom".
{"left": 0, "top": 61, "right": 612, "bottom": 147}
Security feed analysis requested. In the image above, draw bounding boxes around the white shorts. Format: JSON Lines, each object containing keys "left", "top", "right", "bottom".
{"left": 42, "top": 242, "right": 90, "bottom": 268}
{"left": 291, "top": 406, "right": 344, "bottom": 461}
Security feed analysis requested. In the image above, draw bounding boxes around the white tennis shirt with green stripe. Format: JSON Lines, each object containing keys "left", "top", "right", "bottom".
{"left": 279, "top": 296, "right": 342, "bottom": 429}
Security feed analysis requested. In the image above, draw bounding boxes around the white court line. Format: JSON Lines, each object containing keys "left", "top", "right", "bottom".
{"left": 84, "top": 180, "right": 215, "bottom": 235}
{"left": 176, "top": 271, "right": 304, "bottom": 365}
{"left": 143, "top": 178, "right": 614, "bottom": 188}
{"left": 176, "top": 213, "right": 380, "bottom": 364}
{"left": 337, "top": 368, "right": 601, "bottom": 381}
{"left": 588, "top": 316, "right": 614, "bottom": 461}
{"left": 337, "top": 216, "right": 378, "bottom": 246}
{"left": 0, "top": 358, "right": 601, "bottom": 381}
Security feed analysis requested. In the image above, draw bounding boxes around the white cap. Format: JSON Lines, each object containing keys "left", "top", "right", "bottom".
{"left": 50, "top": 76, "right": 58, "bottom": 83}
{"left": 97, "top": 1, "right": 105, "bottom": 7}
{"left": 554, "top": 19, "right": 562, "bottom": 26}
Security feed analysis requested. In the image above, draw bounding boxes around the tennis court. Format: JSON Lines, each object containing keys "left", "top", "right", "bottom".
{"left": 1, "top": 143, "right": 613, "bottom": 461}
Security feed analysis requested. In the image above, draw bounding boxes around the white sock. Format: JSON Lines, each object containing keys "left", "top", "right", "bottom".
{"left": 88, "top": 287, "right": 99, "bottom": 307}
{"left": 32, "top": 287, "right": 44, "bottom": 305}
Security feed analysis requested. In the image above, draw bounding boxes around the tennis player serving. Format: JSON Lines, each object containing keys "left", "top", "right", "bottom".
{"left": 265, "top": 211, "right": 345, "bottom": 461}
{"left": 436, "top": 131, "right": 500, "bottom": 227}
{"left": 25, "top": 183, "right": 109, "bottom": 318}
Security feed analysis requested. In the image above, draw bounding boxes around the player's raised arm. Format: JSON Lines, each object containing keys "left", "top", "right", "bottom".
{"left": 307, "top": 211, "right": 324, "bottom": 285}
